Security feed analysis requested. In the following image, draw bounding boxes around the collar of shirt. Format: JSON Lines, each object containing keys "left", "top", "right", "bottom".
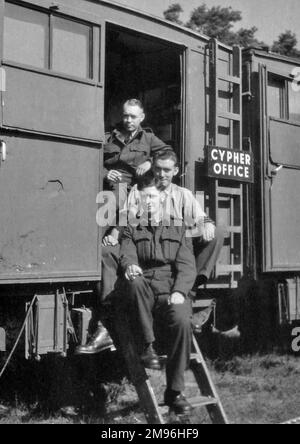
{"left": 159, "top": 183, "right": 175, "bottom": 203}
{"left": 113, "top": 126, "right": 143, "bottom": 144}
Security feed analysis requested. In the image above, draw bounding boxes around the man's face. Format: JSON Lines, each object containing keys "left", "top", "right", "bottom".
{"left": 123, "top": 104, "right": 145, "bottom": 134}
{"left": 153, "top": 158, "right": 179, "bottom": 190}
{"left": 140, "top": 186, "right": 161, "bottom": 220}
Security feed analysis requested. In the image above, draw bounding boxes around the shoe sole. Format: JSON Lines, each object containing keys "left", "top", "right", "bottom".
{"left": 74, "top": 345, "right": 116, "bottom": 355}
{"left": 143, "top": 364, "right": 162, "bottom": 371}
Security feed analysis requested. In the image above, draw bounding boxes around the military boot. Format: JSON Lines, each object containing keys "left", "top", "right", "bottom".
{"left": 75, "top": 323, "right": 115, "bottom": 355}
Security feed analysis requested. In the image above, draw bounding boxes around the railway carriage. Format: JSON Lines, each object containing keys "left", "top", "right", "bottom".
{"left": 0, "top": 0, "right": 299, "bottom": 359}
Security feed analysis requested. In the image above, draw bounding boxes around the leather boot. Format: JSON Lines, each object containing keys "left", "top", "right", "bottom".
{"left": 140, "top": 344, "right": 161, "bottom": 370}
{"left": 75, "top": 323, "right": 115, "bottom": 355}
{"left": 164, "top": 390, "right": 193, "bottom": 415}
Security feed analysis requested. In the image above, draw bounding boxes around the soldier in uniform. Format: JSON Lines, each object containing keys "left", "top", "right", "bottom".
{"left": 127, "top": 150, "right": 225, "bottom": 291}
{"left": 116, "top": 171, "right": 197, "bottom": 415}
{"left": 76, "top": 99, "right": 169, "bottom": 355}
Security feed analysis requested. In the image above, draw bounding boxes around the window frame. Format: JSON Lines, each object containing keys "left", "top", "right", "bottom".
{"left": 267, "top": 71, "right": 300, "bottom": 125}
{"left": 2, "top": 0, "right": 102, "bottom": 86}
{"left": 267, "top": 73, "right": 287, "bottom": 120}
{"left": 288, "top": 81, "right": 300, "bottom": 124}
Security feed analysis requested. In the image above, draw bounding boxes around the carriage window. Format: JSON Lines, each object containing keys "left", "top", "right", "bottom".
{"left": 4, "top": 2, "right": 49, "bottom": 69}
{"left": 4, "top": 2, "right": 94, "bottom": 80}
{"left": 52, "top": 17, "right": 92, "bottom": 79}
{"left": 288, "top": 83, "right": 300, "bottom": 122}
{"left": 267, "top": 76, "right": 285, "bottom": 119}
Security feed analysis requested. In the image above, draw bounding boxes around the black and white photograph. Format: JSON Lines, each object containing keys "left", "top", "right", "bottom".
{"left": 0, "top": 0, "right": 300, "bottom": 426}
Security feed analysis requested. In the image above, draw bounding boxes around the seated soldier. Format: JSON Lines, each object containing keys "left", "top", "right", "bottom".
{"left": 128, "top": 150, "right": 225, "bottom": 290}
{"left": 116, "top": 172, "right": 197, "bottom": 415}
{"left": 76, "top": 99, "right": 169, "bottom": 355}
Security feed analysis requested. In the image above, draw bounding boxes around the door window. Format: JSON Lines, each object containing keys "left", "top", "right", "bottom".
{"left": 288, "top": 82, "right": 300, "bottom": 123}
{"left": 267, "top": 75, "right": 285, "bottom": 119}
{"left": 268, "top": 73, "right": 300, "bottom": 123}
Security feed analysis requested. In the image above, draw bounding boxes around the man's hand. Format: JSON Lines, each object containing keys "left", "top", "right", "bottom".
{"left": 203, "top": 222, "right": 215, "bottom": 243}
{"left": 125, "top": 264, "right": 143, "bottom": 281}
{"left": 136, "top": 161, "right": 152, "bottom": 176}
{"left": 102, "top": 235, "right": 119, "bottom": 247}
{"left": 107, "top": 170, "right": 123, "bottom": 183}
{"left": 169, "top": 292, "right": 185, "bottom": 305}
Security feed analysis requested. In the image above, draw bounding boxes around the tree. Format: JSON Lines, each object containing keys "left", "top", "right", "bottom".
{"left": 272, "top": 31, "right": 300, "bottom": 57}
{"left": 163, "top": 2, "right": 265, "bottom": 48}
{"left": 163, "top": 3, "right": 183, "bottom": 26}
{"left": 186, "top": 4, "right": 242, "bottom": 43}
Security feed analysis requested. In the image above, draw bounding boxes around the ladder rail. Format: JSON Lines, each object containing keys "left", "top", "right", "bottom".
{"left": 114, "top": 310, "right": 229, "bottom": 424}
{"left": 208, "top": 38, "right": 244, "bottom": 287}
{"left": 191, "top": 335, "right": 229, "bottom": 424}
{"left": 113, "top": 309, "right": 165, "bottom": 424}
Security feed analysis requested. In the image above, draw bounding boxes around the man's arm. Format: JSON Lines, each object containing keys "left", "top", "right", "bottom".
{"left": 119, "top": 225, "right": 140, "bottom": 273}
{"left": 149, "top": 134, "right": 171, "bottom": 156}
{"left": 172, "top": 229, "right": 197, "bottom": 298}
{"left": 136, "top": 134, "right": 170, "bottom": 176}
{"left": 182, "top": 188, "right": 215, "bottom": 241}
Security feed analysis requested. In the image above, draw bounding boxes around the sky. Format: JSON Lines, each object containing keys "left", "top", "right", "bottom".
{"left": 111, "top": 0, "right": 300, "bottom": 48}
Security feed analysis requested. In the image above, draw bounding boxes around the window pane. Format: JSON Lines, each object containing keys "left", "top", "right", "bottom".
{"left": 4, "top": 3, "right": 48, "bottom": 69}
{"left": 52, "top": 17, "right": 91, "bottom": 79}
{"left": 289, "top": 83, "right": 300, "bottom": 122}
{"left": 268, "top": 76, "right": 284, "bottom": 119}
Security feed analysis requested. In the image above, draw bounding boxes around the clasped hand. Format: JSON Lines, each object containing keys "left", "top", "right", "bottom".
{"left": 125, "top": 265, "right": 185, "bottom": 305}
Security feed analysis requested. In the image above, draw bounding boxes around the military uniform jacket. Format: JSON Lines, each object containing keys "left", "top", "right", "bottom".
{"left": 104, "top": 126, "right": 169, "bottom": 185}
{"left": 120, "top": 223, "right": 197, "bottom": 298}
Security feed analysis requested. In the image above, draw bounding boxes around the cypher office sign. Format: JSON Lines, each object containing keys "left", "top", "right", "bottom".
{"left": 206, "top": 146, "right": 254, "bottom": 183}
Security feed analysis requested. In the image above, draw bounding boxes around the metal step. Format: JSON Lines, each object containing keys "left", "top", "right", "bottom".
{"left": 159, "top": 353, "right": 205, "bottom": 364}
{"left": 218, "top": 74, "right": 241, "bottom": 85}
{"left": 159, "top": 396, "right": 219, "bottom": 415}
{"left": 188, "top": 396, "right": 218, "bottom": 408}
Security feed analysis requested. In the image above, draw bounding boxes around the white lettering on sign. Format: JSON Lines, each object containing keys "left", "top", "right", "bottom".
{"left": 211, "top": 149, "right": 219, "bottom": 161}
{"left": 208, "top": 147, "right": 253, "bottom": 182}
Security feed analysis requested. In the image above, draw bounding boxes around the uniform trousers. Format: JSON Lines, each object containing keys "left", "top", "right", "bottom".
{"left": 118, "top": 275, "right": 193, "bottom": 393}
{"left": 101, "top": 227, "right": 225, "bottom": 303}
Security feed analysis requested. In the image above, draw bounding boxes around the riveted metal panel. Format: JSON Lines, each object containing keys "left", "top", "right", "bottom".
{"left": 269, "top": 118, "right": 300, "bottom": 168}
{"left": 0, "top": 135, "right": 102, "bottom": 283}
{"left": 2, "top": 66, "right": 103, "bottom": 141}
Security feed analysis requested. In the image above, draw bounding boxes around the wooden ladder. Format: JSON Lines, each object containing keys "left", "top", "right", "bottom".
{"left": 208, "top": 38, "right": 244, "bottom": 288}
{"left": 114, "top": 310, "right": 229, "bottom": 424}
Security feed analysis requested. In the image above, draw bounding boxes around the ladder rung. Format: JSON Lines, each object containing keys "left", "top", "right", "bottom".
{"left": 190, "top": 353, "right": 204, "bottom": 362}
{"left": 160, "top": 354, "right": 204, "bottom": 364}
{"left": 193, "top": 299, "right": 215, "bottom": 308}
{"left": 217, "top": 187, "right": 243, "bottom": 196}
{"left": 188, "top": 396, "right": 218, "bottom": 408}
{"left": 218, "top": 74, "right": 241, "bottom": 85}
{"left": 218, "top": 111, "right": 241, "bottom": 121}
{"left": 224, "top": 226, "right": 242, "bottom": 234}
{"left": 217, "top": 265, "right": 243, "bottom": 273}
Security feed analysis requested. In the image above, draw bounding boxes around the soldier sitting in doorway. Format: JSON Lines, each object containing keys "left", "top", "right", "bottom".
{"left": 116, "top": 171, "right": 197, "bottom": 415}
{"left": 128, "top": 150, "right": 225, "bottom": 290}
{"left": 76, "top": 99, "right": 169, "bottom": 355}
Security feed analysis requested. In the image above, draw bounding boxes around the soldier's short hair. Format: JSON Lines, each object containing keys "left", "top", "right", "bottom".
{"left": 153, "top": 150, "right": 178, "bottom": 167}
{"left": 137, "top": 170, "right": 156, "bottom": 191}
{"left": 124, "top": 99, "right": 144, "bottom": 111}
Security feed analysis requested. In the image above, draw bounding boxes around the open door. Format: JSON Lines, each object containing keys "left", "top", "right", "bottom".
{"left": 0, "top": 1, "right": 105, "bottom": 283}
{"left": 260, "top": 64, "right": 300, "bottom": 272}
{"left": 104, "top": 24, "right": 184, "bottom": 179}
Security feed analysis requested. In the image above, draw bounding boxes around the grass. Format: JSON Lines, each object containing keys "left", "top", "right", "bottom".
{"left": 1, "top": 352, "right": 300, "bottom": 424}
